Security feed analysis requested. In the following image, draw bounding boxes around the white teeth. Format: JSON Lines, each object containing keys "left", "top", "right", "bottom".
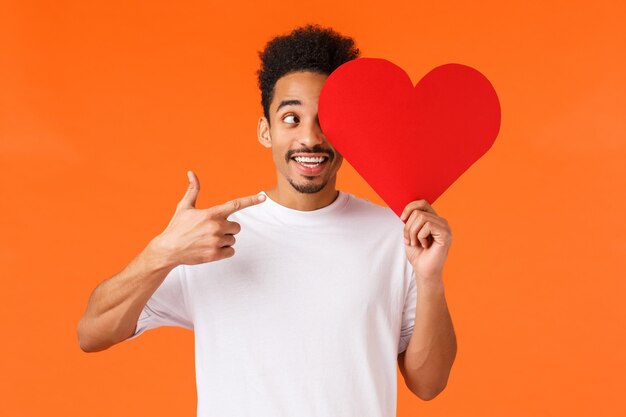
{"left": 293, "top": 156, "right": 326, "bottom": 163}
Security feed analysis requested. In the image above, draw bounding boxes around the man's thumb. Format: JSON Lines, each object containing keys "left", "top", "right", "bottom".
{"left": 179, "top": 170, "right": 200, "bottom": 209}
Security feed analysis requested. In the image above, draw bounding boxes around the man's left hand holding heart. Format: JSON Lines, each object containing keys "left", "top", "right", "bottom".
{"left": 400, "top": 200, "right": 453, "bottom": 283}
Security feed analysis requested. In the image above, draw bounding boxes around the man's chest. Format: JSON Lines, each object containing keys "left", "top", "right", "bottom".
{"left": 184, "top": 225, "right": 407, "bottom": 345}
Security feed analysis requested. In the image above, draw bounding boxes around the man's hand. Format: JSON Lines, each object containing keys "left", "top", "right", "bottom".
{"left": 400, "top": 199, "right": 453, "bottom": 282}
{"left": 149, "top": 170, "right": 266, "bottom": 267}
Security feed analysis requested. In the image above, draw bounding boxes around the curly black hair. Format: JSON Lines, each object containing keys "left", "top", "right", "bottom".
{"left": 256, "top": 24, "right": 361, "bottom": 124}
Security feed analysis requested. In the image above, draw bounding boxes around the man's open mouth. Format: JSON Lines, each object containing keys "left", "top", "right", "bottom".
{"left": 289, "top": 154, "right": 330, "bottom": 176}
{"left": 290, "top": 155, "right": 329, "bottom": 167}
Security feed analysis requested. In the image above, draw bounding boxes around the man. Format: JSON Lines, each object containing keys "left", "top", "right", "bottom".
{"left": 77, "top": 24, "right": 457, "bottom": 416}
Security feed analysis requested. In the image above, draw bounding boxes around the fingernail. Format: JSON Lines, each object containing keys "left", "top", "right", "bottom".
{"left": 258, "top": 195, "right": 266, "bottom": 201}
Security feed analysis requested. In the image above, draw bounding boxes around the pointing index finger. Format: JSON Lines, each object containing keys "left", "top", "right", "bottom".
{"left": 214, "top": 194, "right": 266, "bottom": 218}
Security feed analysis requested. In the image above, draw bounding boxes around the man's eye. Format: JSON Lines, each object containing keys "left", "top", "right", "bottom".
{"left": 283, "top": 114, "right": 299, "bottom": 124}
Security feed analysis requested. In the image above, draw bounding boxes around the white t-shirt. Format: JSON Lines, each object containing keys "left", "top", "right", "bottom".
{"left": 130, "top": 190, "right": 417, "bottom": 417}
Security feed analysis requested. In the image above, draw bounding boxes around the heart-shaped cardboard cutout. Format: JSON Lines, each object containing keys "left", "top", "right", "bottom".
{"left": 318, "top": 58, "right": 501, "bottom": 217}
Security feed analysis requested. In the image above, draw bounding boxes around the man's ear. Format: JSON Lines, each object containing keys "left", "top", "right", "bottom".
{"left": 257, "top": 116, "right": 272, "bottom": 149}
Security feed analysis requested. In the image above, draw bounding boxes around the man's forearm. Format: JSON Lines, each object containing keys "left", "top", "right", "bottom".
{"left": 402, "top": 277, "right": 457, "bottom": 399}
{"left": 76, "top": 238, "right": 176, "bottom": 352}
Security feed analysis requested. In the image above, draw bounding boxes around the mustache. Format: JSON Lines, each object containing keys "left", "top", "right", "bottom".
{"left": 285, "top": 145, "right": 335, "bottom": 163}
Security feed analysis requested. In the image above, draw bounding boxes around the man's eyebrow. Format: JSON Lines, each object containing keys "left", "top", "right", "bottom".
{"left": 276, "top": 99, "right": 302, "bottom": 113}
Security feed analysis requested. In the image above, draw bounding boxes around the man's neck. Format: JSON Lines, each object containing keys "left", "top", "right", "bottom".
{"left": 265, "top": 177, "right": 339, "bottom": 211}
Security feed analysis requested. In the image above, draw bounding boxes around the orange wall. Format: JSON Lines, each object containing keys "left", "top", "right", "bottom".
{"left": 1, "top": 1, "right": 624, "bottom": 416}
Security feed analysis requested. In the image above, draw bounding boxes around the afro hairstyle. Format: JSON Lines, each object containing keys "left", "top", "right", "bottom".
{"left": 256, "top": 23, "right": 360, "bottom": 123}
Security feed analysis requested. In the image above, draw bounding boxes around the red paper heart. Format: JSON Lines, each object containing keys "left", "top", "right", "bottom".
{"left": 318, "top": 58, "right": 501, "bottom": 217}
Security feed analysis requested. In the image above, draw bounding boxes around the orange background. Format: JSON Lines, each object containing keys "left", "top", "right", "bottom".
{"left": 1, "top": 1, "right": 625, "bottom": 416}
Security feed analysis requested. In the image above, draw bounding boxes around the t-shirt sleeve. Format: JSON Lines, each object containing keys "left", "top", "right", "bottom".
{"left": 127, "top": 264, "right": 193, "bottom": 340}
{"left": 398, "top": 267, "right": 417, "bottom": 354}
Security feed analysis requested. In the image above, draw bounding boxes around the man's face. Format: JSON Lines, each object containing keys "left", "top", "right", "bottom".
{"left": 258, "top": 70, "right": 343, "bottom": 194}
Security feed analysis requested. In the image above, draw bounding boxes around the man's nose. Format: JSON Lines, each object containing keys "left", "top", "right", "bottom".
{"left": 299, "top": 116, "right": 326, "bottom": 146}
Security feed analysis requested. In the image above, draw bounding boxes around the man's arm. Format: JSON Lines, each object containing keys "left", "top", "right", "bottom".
{"left": 398, "top": 198, "right": 457, "bottom": 400}
{"left": 76, "top": 170, "right": 267, "bottom": 352}
{"left": 397, "top": 279, "right": 456, "bottom": 400}
{"left": 77, "top": 240, "right": 176, "bottom": 352}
